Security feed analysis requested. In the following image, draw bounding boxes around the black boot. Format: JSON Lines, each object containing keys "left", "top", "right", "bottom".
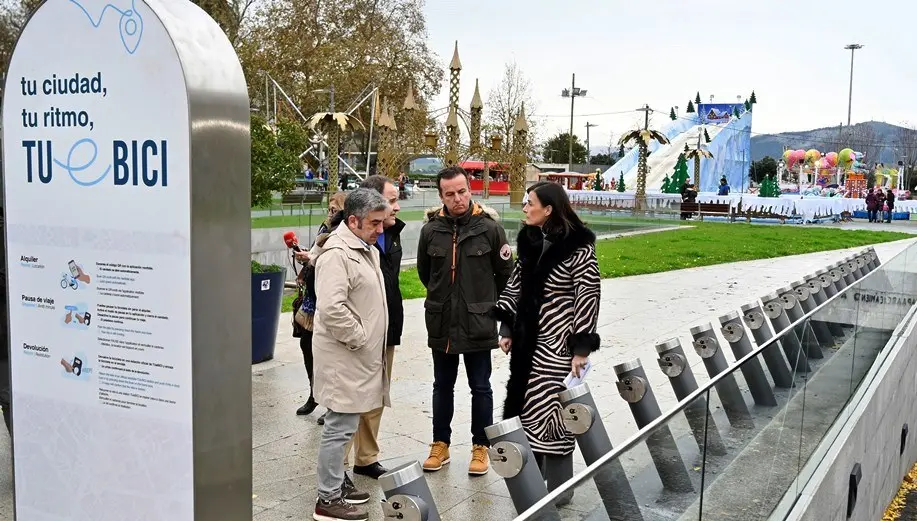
{"left": 543, "top": 453, "right": 574, "bottom": 506}
{"left": 296, "top": 396, "right": 318, "bottom": 416}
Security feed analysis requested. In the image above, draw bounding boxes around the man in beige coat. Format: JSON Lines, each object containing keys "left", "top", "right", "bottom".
{"left": 312, "top": 188, "right": 391, "bottom": 521}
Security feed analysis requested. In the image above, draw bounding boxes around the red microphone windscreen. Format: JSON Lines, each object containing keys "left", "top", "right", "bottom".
{"left": 283, "top": 231, "right": 298, "bottom": 248}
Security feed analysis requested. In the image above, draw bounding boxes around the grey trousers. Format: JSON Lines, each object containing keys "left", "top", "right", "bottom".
{"left": 317, "top": 410, "right": 361, "bottom": 501}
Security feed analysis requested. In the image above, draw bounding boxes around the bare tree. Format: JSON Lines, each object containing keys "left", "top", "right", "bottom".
{"left": 894, "top": 122, "right": 917, "bottom": 190}
{"left": 604, "top": 132, "right": 616, "bottom": 158}
{"left": 895, "top": 122, "right": 917, "bottom": 166}
{"left": 847, "top": 124, "right": 882, "bottom": 166}
{"left": 485, "top": 61, "right": 538, "bottom": 149}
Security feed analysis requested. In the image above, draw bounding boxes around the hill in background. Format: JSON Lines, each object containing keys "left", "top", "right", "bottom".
{"left": 751, "top": 121, "right": 909, "bottom": 164}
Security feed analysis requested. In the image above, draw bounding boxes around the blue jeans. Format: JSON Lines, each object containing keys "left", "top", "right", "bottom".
{"left": 432, "top": 349, "right": 493, "bottom": 446}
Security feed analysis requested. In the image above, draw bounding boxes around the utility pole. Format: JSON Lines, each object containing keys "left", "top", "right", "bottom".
{"left": 561, "top": 74, "right": 587, "bottom": 172}
{"left": 585, "top": 122, "right": 598, "bottom": 164}
{"left": 637, "top": 104, "right": 651, "bottom": 130}
{"left": 844, "top": 44, "right": 863, "bottom": 127}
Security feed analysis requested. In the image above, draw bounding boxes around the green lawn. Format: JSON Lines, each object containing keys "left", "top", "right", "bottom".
{"left": 252, "top": 210, "right": 675, "bottom": 229}
{"left": 279, "top": 221, "right": 911, "bottom": 309}
{"left": 398, "top": 222, "right": 911, "bottom": 300}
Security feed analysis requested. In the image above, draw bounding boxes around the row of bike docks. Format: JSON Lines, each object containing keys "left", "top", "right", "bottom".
{"left": 374, "top": 247, "right": 882, "bottom": 521}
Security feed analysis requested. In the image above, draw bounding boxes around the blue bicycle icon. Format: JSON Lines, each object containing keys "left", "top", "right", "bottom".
{"left": 61, "top": 273, "right": 79, "bottom": 290}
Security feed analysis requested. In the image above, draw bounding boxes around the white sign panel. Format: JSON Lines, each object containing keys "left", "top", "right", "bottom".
{"left": 2, "top": 0, "right": 193, "bottom": 518}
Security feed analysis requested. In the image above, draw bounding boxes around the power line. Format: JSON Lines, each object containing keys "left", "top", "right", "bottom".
{"left": 533, "top": 109, "right": 641, "bottom": 118}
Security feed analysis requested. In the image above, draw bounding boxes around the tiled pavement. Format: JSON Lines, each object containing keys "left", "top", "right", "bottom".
{"left": 0, "top": 235, "right": 914, "bottom": 521}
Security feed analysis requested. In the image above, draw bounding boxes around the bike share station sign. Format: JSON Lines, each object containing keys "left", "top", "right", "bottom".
{"left": 2, "top": 0, "right": 252, "bottom": 519}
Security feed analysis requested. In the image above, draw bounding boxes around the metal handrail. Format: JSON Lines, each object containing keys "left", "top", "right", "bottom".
{"left": 514, "top": 246, "right": 907, "bottom": 520}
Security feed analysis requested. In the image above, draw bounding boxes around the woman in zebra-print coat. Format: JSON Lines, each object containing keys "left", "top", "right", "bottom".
{"left": 491, "top": 181, "right": 601, "bottom": 498}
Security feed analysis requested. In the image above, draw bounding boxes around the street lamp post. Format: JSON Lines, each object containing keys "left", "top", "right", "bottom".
{"left": 561, "top": 74, "right": 587, "bottom": 172}
{"left": 585, "top": 122, "right": 598, "bottom": 164}
{"left": 844, "top": 44, "right": 863, "bottom": 127}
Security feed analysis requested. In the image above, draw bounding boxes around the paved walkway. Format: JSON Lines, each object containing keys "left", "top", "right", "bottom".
{"left": 0, "top": 237, "right": 914, "bottom": 521}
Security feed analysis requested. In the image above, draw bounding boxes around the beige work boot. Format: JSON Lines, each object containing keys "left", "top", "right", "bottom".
{"left": 422, "top": 441, "right": 450, "bottom": 471}
{"left": 468, "top": 444, "right": 489, "bottom": 476}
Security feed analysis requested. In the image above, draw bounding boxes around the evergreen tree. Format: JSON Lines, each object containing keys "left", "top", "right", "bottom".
{"left": 695, "top": 92, "right": 702, "bottom": 104}
{"left": 661, "top": 175, "right": 671, "bottom": 194}
{"left": 617, "top": 173, "right": 626, "bottom": 192}
{"left": 750, "top": 91, "right": 757, "bottom": 104}
{"left": 733, "top": 106, "right": 741, "bottom": 118}
{"left": 618, "top": 143, "right": 625, "bottom": 158}
{"left": 594, "top": 174, "right": 603, "bottom": 191}
{"left": 684, "top": 143, "right": 690, "bottom": 153}
{"left": 744, "top": 99, "right": 751, "bottom": 111}
{"left": 686, "top": 100, "right": 696, "bottom": 113}
{"left": 669, "top": 153, "right": 689, "bottom": 193}
{"left": 760, "top": 174, "right": 780, "bottom": 197}
{"left": 669, "top": 107, "right": 676, "bottom": 120}
{"left": 703, "top": 128, "right": 711, "bottom": 143}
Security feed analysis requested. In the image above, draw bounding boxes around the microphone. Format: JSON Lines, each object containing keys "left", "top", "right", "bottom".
{"left": 283, "top": 231, "right": 302, "bottom": 252}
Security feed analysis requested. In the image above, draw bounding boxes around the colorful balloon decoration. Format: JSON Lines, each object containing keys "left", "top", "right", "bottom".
{"left": 787, "top": 149, "right": 806, "bottom": 168}
{"left": 838, "top": 148, "right": 855, "bottom": 167}
{"left": 825, "top": 152, "right": 838, "bottom": 167}
{"left": 805, "top": 149, "right": 821, "bottom": 164}
{"left": 783, "top": 149, "right": 792, "bottom": 163}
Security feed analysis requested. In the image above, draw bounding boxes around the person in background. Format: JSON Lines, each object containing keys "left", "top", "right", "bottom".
{"left": 398, "top": 173, "right": 407, "bottom": 200}
{"left": 311, "top": 188, "right": 391, "bottom": 521}
{"left": 339, "top": 175, "right": 405, "bottom": 479}
{"left": 417, "top": 166, "right": 513, "bottom": 476}
{"left": 718, "top": 176, "right": 730, "bottom": 196}
{"left": 295, "top": 192, "right": 347, "bottom": 422}
{"left": 492, "top": 181, "right": 601, "bottom": 505}
{"left": 681, "top": 182, "right": 698, "bottom": 220}
{"left": 886, "top": 188, "right": 896, "bottom": 223}
{"left": 865, "top": 188, "right": 879, "bottom": 223}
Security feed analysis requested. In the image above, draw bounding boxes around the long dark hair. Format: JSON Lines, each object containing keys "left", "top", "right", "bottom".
{"left": 526, "top": 181, "right": 588, "bottom": 237}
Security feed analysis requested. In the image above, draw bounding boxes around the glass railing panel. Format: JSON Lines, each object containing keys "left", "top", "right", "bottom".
{"left": 516, "top": 243, "right": 917, "bottom": 521}
{"left": 516, "top": 389, "right": 712, "bottom": 521}
{"left": 693, "top": 322, "right": 809, "bottom": 521}
{"left": 792, "top": 243, "right": 917, "bottom": 494}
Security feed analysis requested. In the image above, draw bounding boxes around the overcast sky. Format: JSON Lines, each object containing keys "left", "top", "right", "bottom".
{"left": 423, "top": 0, "right": 916, "bottom": 151}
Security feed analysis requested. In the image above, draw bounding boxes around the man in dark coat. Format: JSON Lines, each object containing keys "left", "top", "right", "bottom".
{"left": 338, "top": 175, "right": 405, "bottom": 479}
{"left": 417, "top": 166, "right": 513, "bottom": 476}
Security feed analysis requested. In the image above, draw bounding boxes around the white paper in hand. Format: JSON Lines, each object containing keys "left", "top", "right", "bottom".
{"left": 563, "top": 360, "right": 592, "bottom": 388}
